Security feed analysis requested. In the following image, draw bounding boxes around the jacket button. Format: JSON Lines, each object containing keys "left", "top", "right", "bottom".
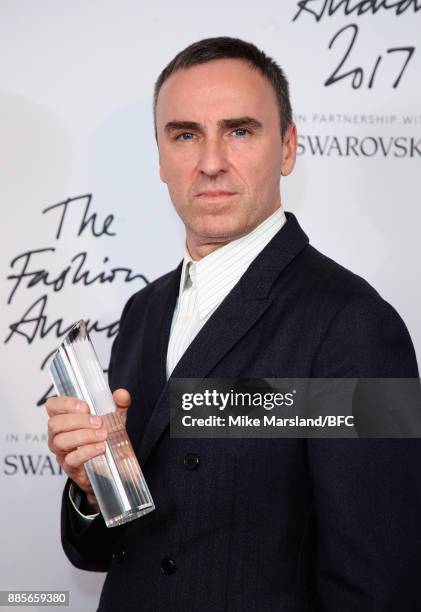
{"left": 112, "top": 549, "right": 126, "bottom": 563}
{"left": 161, "top": 557, "right": 176, "bottom": 575}
{"left": 184, "top": 453, "right": 200, "bottom": 470}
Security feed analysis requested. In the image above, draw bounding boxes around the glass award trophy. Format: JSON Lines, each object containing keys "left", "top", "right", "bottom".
{"left": 49, "top": 320, "right": 155, "bottom": 527}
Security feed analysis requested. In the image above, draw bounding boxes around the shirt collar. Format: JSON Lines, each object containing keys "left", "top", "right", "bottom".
{"left": 178, "top": 206, "right": 287, "bottom": 319}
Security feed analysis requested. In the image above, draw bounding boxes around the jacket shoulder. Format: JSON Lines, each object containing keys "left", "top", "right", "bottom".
{"left": 298, "top": 244, "right": 382, "bottom": 304}
{"left": 297, "top": 246, "right": 418, "bottom": 376}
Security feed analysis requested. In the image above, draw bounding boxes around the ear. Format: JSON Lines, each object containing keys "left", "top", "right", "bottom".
{"left": 158, "top": 148, "right": 167, "bottom": 184}
{"left": 280, "top": 122, "right": 297, "bottom": 177}
{"left": 159, "top": 163, "right": 167, "bottom": 184}
{"left": 155, "top": 132, "right": 167, "bottom": 184}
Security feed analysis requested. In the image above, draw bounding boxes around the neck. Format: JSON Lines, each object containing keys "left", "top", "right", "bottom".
{"left": 186, "top": 239, "right": 231, "bottom": 261}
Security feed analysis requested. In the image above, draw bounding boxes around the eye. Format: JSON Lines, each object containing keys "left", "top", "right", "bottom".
{"left": 175, "top": 132, "right": 195, "bottom": 141}
{"left": 232, "top": 128, "right": 251, "bottom": 137}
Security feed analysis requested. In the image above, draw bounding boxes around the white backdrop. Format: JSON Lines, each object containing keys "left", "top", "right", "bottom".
{"left": 1, "top": 1, "right": 420, "bottom": 610}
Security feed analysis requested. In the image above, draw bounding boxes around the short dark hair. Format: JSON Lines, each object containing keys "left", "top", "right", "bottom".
{"left": 153, "top": 36, "right": 293, "bottom": 141}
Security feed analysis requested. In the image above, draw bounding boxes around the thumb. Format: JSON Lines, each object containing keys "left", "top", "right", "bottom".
{"left": 113, "top": 388, "right": 131, "bottom": 426}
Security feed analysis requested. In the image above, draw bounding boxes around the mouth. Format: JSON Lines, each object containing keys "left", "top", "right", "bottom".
{"left": 196, "top": 190, "right": 236, "bottom": 199}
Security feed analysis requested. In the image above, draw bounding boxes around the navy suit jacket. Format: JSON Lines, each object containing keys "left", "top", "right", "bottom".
{"left": 61, "top": 212, "right": 421, "bottom": 611}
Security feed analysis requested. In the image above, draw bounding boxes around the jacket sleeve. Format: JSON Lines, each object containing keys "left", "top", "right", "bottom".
{"left": 307, "top": 293, "right": 421, "bottom": 611}
{"left": 60, "top": 477, "right": 118, "bottom": 571}
{"left": 60, "top": 293, "right": 137, "bottom": 571}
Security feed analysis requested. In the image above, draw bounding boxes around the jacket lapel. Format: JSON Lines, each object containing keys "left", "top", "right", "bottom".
{"left": 137, "top": 212, "right": 309, "bottom": 465}
{"left": 141, "top": 266, "right": 181, "bottom": 404}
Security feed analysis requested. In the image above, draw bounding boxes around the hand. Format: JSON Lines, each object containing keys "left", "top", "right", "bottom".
{"left": 45, "top": 388, "right": 132, "bottom": 513}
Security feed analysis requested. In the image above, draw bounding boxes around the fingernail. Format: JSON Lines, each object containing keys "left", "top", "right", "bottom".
{"left": 90, "top": 415, "right": 101, "bottom": 427}
{"left": 95, "top": 429, "right": 107, "bottom": 438}
{"left": 96, "top": 442, "right": 105, "bottom": 451}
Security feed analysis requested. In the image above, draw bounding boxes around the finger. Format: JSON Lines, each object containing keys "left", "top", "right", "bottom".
{"left": 53, "top": 450, "right": 66, "bottom": 467}
{"left": 64, "top": 442, "right": 106, "bottom": 471}
{"left": 52, "top": 427, "right": 107, "bottom": 453}
{"left": 113, "top": 388, "right": 131, "bottom": 412}
{"left": 45, "top": 396, "right": 90, "bottom": 417}
{"left": 48, "top": 413, "right": 102, "bottom": 438}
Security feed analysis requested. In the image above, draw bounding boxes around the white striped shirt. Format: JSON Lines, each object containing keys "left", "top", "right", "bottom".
{"left": 166, "top": 206, "right": 287, "bottom": 379}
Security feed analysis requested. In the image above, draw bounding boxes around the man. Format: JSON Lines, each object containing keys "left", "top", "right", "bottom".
{"left": 46, "top": 37, "right": 421, "bottom": 611}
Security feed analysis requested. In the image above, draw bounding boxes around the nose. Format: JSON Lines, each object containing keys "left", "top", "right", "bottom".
{"left": 197, "top": 136, "right": 229, "bottom": 178}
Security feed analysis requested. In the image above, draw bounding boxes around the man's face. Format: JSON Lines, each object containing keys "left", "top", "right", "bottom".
{"left": 155, "top": 58, "right": 297, "bottom": 254}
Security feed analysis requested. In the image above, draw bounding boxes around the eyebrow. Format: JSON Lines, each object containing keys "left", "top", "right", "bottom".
{"left": 164, "top": 116, "right": 263, "bottom": 135}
